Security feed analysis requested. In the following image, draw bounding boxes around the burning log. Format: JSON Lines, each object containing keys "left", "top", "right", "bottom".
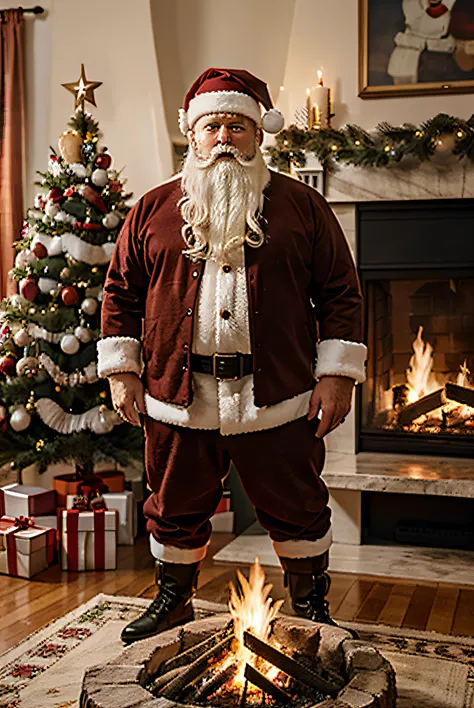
{"left": 149, "top": 666, "right": 183, "bottom": 694}
{"left": 398, "top": 388, "right": 446, "bottom": 426}
{"left": 243, "top": 630, "right": 343, "bottom": 697}
{"left": 159, "top": 621, "right": 234, "bottom": 673}
{"left": 160, "top": 634, "right": 233, "bottom": 700}
{"left": 192, "top": 660, "right": 239, "bottom": 702}
{"left": 244, "top": 663, "right": 292, "bottom": 703}
{"left": 445, "top": 383, "right": 474, "bottom": 409}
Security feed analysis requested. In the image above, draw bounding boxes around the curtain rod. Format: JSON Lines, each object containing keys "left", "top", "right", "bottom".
{"left": 21, "top": 6, "right": 45, "bottom": 13}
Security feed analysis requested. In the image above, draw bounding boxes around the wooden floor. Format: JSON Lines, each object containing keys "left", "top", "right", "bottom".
{"left": 1, "top": 533, "right": 473, "bottom": 654}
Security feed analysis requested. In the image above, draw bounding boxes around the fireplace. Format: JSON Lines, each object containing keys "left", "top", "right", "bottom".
{"left": 357, "top": 199, "right": 474, "bottom": 457}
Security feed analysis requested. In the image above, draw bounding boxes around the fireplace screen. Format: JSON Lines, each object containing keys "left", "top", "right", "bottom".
{"left": 361, "top": 277, "right": 474, "bottom": 451}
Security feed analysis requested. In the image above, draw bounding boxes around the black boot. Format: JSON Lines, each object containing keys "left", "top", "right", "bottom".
{"left": 286, "top": 570, "right": 358, "bottom": 638}
{"left": 121, "top": 560, "right": 200, "bottom": 644}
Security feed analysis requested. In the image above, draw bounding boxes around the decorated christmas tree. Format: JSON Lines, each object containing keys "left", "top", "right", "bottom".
{"left": 0, "top": 66, "right": 142, "bottom": 482}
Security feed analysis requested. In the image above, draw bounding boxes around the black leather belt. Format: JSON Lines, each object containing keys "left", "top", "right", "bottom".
{"left": 191, "top": 353, "right": 253, "bottom": 381}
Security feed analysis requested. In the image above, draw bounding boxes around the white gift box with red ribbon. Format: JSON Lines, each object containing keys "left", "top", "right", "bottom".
{"left": 0, "top": 484, "right": 56, "bottom": 518}
{"left": 61, "top": 509, "right": 118, "bottom": 571}
{"left": 66, "top": 492, "right": 136, "bottom": 546}
{"left": 0, "top": 516, "right": 56, "bottom": 578}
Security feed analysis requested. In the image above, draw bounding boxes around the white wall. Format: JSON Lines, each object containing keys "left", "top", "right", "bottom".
{"left": 283, "top": 0, "right": 474, "bottom": 129}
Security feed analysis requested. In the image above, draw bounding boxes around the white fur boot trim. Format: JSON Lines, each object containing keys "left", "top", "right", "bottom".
{"left": 315, "top": 339, "right": 367, "bottom": 383}
{"left": 150, "top": 535, "right": 210, "bottom": 563}
{"left": 97, "top": 336, "right": 143, "bottom": 378}
{"left": 273, "top": 527, "right": 333, "bottom": 559}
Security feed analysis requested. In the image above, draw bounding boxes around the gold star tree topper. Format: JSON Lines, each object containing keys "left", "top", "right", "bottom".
{"left": 62, "top": 64, "right": 102, "bottom": 111}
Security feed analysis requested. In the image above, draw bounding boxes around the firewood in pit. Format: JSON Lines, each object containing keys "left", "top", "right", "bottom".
{"left": 159, "top": 620, "right": 234, "bottom": 673}
{"left": 192, "top": 660, "right": 239, "bottom": 702}
{"left": 243, "top": 630, "right": 343, "bottom": 697}
{"left": 160, "top": 634, "right": 233, "bottom": 700}
{"left": 398, "top": 388, "right": 446, "bottom": 426}
{"left": 244, "top": 663, "right": 292, "bottom": 703}
{"left": 149, "top": 666, "right": 183, "bottom": 694}
{"left": 445, "top": 383, "right": 474, "bottom": 409}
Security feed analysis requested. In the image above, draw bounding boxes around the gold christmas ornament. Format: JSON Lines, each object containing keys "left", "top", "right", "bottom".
{"left": 58, "top": 130, "right": 84, "bottom": 164}
{"left": 61, "top": 64, "right": 102, "bottom": 111}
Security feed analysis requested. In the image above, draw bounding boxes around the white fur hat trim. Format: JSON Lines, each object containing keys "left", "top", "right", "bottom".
{"left": 181, "top": 91, "right": 262, "bottom": 135}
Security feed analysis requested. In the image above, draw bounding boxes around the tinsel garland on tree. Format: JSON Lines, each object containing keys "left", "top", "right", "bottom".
{"left": 267, "top": 113, "right": 474, "bottom": 171}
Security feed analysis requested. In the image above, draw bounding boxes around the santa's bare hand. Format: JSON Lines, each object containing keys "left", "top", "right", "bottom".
{"left": 308, "top": 375, "right": 355, "bottom": 439}
{"left": 108, "top": 373, "right": 146, "bottom": 427}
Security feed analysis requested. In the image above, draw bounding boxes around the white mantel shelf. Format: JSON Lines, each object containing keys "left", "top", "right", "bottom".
{"left": 325, "top": 160, "right": 474, "bottom": 203}
{"left": 324, "top": 451, "right": 474, "bottom": 498}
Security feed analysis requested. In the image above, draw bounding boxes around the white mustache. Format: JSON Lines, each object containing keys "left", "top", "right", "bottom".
{"left": 195, "top": 143, "right": 255, "bottom": 169}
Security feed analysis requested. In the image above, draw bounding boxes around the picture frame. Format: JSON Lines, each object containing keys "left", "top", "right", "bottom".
{"left": 359, "top": 0, "right": 474, "bottom": 98}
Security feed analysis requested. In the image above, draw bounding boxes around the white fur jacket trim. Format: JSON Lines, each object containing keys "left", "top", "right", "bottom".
{"left": 97, "top": 336, "right": 143, "bottom": 378}
{"left": 273, "top": 527, "right": 333, "bottom": 558}
{"left": 315, "top": 339, "right": 367, "bottom": 384}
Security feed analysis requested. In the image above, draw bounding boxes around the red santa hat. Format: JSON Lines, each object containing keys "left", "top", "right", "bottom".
{"left": 178, "top": 68, "right": 284, "bottom": 136}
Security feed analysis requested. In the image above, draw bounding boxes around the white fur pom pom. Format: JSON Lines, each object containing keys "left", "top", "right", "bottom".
{"left": 261, "top": 108, "right": 284, "bottom": 134}
{"left": 178, "top": 108, "right": 189, "bottom": 135}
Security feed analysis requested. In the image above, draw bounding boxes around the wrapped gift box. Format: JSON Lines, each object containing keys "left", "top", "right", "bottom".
{"left": 0, "top": 517, "right": 56, "bottom": 578}
{"left": 66, "top": 492, "right": 137, "bottom": 546}
{"left": 61, "top": 509, "right": 118, "bottom": 571}
{"left": 0, "top": 484, "right": 56, "bottom": 518}
{"left": 53, "top": 470, "right": 125, "bottom": 507}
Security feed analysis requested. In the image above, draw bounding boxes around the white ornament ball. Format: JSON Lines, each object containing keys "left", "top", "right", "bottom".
{"left": 29, "top": 208, "right": 43, "bottom": 220}
{"left": 13, "top": 328, "right": 33, "bottom": 347}
{"left": 70, "top": 162, "right": 87, "bottom": 179}
{"left": 15, "top": 250, "right": 30, "bottom": 268}
{"left": 48, "top": 236, "right": 63, "bottom": 256}
{"left": 10, "top": 295, "right": 24, "bottom": 310}
{"left": 261, "top": 108, "right": 285, "bottom": 134}
{"left": 74, "top": 325, "right": 92, "bottom": 343}
{"left": 42, "top": 215, "right": 50, "bottom": 224}
{"left": 81, "top": 297, "right": 98, "bottom": 316}
{"left": 10, "top": 406, "right": 32, "bottom": 432}
{"left": 91, "top": 169, "right": 108, "bottom": 187}
{"left": 34, "top": 194, "right": 43, "bottom": 209}
{"left": 54, "top": 210, "right": 69, "bottom": 223}
{"left": 39, "top": 277, "right": 59, "bottom": 294}
{"left": 60, "top": 334, "right": 80, "bottom": 355}
{"left": 45, "top": 201, "right": 60, "bottom": 218}
{"left": 102, "top": 211, "right": 121, "bottom": 230}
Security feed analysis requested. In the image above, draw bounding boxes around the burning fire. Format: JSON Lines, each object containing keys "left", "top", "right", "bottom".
{"left": 228, "top": 557, "right": 284, "bottom": 685}
{"left": 405, "top": 326, "right": 440, "bottom": 403}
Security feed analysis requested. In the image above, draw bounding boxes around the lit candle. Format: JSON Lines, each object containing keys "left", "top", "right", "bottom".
{"left": 310, "top": 70, "right": 331, "bottom": 129}
{"left": 306, "top": 88, "right": 312, "bottom": 130}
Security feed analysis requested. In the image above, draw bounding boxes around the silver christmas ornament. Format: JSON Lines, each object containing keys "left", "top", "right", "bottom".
{"left": 60, "top": 334, "right": 80, "bottom": 355}
{"left": 10, "top": 406, "right": 32, "bottom": 432}
{"left": 91, "top": 168, "right": 108, "bottom": 187}
{"left": 13, "top": 328, "right": 33, "bottom": 347}
{"left": 81, "top": 297, "right": 98, "bottom": 316}
{"left": 70, "top": 163, "right": 87, "bottom": 179}
{"left": 39, "top": 277, "right": 59, "bottom": 294}
{"left": 102, "top": 212, "right": 121, "bottom": 230}
{"left": 74, "top": 325, "right": 92, "bottom": 343}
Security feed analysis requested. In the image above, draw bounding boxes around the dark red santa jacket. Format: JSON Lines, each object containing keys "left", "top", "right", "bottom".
{"left": 100, "top": 170, "right": 364, "bottom": 408}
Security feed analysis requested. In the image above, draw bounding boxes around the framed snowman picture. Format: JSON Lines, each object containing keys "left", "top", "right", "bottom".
{"left": 359, "top": 0, "right": 474, "bottom": 97}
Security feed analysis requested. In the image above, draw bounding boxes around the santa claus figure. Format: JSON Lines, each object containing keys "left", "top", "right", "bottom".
{"left": 388, "top": 0, "right": 456, "bottom": 84}
{"left": 98, "top": 68, "right": 366, "bottom": 644}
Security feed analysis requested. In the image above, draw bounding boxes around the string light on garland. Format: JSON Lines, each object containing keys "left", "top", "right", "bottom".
{"left": 267, "top": 113, "right": 474, "bottom": 171}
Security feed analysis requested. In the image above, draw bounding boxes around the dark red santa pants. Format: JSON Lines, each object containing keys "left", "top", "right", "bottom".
{"left": 142, "top": 415, "right": 331, "bottom": 571}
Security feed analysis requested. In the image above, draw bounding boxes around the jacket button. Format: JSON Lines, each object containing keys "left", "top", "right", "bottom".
{"left": 183, "top": 343, "right": 189, "bottom": 350}
{"left": 186, "top": 308, "right": 193, "bottom": 316}
{"left": 192, "top": 270, "right": 199, "bottom": 278}
{"left": 220, "top": 309, "right": 231, "bottom": 320}
{"left": 222, "top": 264, "right": 232, "bottom": 273}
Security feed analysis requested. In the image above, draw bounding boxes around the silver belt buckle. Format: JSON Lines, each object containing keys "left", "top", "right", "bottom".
{"left": 212, "top": 353, "right": 241, "bottom": 381}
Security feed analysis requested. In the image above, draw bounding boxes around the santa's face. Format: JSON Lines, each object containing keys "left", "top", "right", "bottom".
{"left": 190, "top": 113, "right": 261, "bottom": 161}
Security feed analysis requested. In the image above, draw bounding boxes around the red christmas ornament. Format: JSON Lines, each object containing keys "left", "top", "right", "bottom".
{"left": 61, "top": 285, "right": 79, "bottom": 307}
{"left": 19, "top": 278, "right": 39, "bottom": 302}
{"left": 64, "top": 187, "right": 75, "bottom": 198}
{"left": 50, "top": 154, "right": 57, "bottom": 162}
{"left": 77, "top": 185, "right": 107, "bottom": 213}
{"left": 75, "top": 221, "right": 103, "bottom": 231}
{"left": 95, "top": 154, "right": 112, "bottom": 169}
{"left": 32, "top": 242, "right": 48, "bottom": 259}
{"left": 48, "top": 187, "right": 63, "bottom": 203}
{"left": 0, "top": 323, "right": 10, "bottom": 339}
{"left": 109, "top": 180, "right": 122, "bottom": 193}
{"left": 0, "top": 355, "right": 16, "bottom": 377}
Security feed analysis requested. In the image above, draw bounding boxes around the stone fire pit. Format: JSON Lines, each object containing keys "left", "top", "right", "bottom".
{"left": 80, "top": 614, "right": 396, "bottom": 708}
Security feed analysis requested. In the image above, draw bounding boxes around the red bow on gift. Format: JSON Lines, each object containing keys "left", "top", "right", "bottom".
{"left": 14, "top": 515, "right": 35, "bottom": 531}
{"left": 71, "top": 493, "right": 108, "bottom": 512}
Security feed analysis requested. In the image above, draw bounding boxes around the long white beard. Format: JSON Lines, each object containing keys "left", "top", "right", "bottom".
{"left": 180, "top": 143, "right": 270, "bottom": 262}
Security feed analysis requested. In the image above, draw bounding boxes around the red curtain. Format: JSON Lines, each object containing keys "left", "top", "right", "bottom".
{"left": 0, "top": 9, "right": 25, "bottom": 299}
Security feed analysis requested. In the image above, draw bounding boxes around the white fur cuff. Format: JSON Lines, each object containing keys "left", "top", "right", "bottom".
{"left": 273, "top": 527, "right": 333, "bottom": 559}
{"left": 315, "top": 339, "right": 367, "bottom": 384}
{"left": 97, "top": 336, "right": 143, "bottom": 378}
{"left": 150, "top": 535, "right": 210, "bottom": 563}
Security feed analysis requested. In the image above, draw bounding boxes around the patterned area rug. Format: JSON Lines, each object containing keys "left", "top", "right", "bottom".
{"left": 0, "top": 594, "right": 473, "bottom": 708}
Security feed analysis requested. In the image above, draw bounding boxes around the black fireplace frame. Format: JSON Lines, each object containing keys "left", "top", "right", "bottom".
{"left": 356, "top": 198, "right": 474, "bottom": 458}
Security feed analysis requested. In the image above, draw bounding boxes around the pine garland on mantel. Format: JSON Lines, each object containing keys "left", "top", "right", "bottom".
{"left": 267, "top": 113, "right": 474, "bottom": 171}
